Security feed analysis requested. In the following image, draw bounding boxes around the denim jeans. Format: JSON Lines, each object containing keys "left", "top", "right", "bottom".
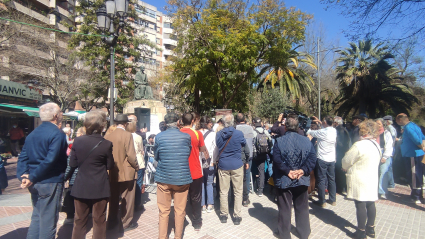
{"left": 27, "top": 182, "right": 63, "bottom": 239}
{"left": 315, "top": 159, "right": 336, "bottom": 204}
{"left": 135, "top": 168, "right": 145, "bottom": 209}
{"left": 201, "top": 166, "right": 215, "bottom": 206}
{"left": 378, "top": 157, "right": 393, "bottom": 196}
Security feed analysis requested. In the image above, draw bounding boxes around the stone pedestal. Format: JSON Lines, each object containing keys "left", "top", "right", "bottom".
{"left": 123, "top": 100, "right": 167, "bottom": 136}
{"left": 123, "top": 99, "right": 167, "bottom": 122}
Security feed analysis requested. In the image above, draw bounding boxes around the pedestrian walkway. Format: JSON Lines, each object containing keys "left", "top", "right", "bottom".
{"left": 1, "top": 158, "right": 425, "bottom": 238}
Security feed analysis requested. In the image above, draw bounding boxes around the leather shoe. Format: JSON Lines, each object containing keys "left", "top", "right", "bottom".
{"left": 233, "top": 217, "right": 242, "bottom": 225}
{"left": 123, "top": 222, "right": 138, "bottom": 232}
{"left": 219, "top": 215, "right": 227, "bottom": 223}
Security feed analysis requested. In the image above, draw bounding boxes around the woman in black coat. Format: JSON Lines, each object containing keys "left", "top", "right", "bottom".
{"left": 68, "top": 110, "right": 114, "bottom": 239}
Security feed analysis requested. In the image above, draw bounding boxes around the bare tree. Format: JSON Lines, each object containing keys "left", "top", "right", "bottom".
{"left": 322, "top": 0, "right": 425, "bottom": 43}
{"left": 0, "top": 6, "right": 96, "bottom": 110}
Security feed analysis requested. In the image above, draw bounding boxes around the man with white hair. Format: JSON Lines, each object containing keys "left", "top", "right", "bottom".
{"left": 333, "top": 116, "right": 351, "bottom": 194}
{"left": 216, "top": 113, "right": 248, "bottom": 225}
{"left": 17, "top": 102, "right": 68, "bottom": 239}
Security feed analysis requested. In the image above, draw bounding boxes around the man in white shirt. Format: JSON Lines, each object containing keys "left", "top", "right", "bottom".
{"left": 307, "top": 116, "right": 337, "bottom": 207}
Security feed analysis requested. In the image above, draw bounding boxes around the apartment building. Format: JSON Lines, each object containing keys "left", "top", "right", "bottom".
{"left": 132, "top": 1, "right": 176, "bottom": 78}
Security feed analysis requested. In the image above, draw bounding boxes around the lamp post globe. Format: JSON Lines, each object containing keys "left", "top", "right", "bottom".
{"left": 96, "top": 4, "right": 110, "bottom": 31}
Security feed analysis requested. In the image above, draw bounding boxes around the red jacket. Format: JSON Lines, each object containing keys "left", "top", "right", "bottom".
{"left": 9, "top": 128, "right": 24, "bottom": 140}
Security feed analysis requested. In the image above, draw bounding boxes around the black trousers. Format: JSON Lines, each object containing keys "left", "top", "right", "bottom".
{"left": 189, "top": 177, "right": 203, "bottom": 225}
{"left": 277, "top": 186, "right": 310, "bottom": 239}
{"left": 335, "top": 160, "right": 346, "bottom": 194}
{"left": 253, "top": 159, "right": 266, "bottom": 193}
{"left": 354, "top": 201, "right": 376, "bottom": 230}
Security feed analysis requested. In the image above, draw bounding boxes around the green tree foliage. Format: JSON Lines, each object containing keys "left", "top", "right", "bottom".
{"left": 335, "top": 39, "right": 418, "bottom": 118}
{"left": 167, "top": 0, "right": 310, "bottom": 111}
{"left": 68, "top": 0, "right": 158, "bottom": 112}
{"left": 264, "top": 48, "right": 316, "bottom": 98}
{"left": 252, "top": 88, "right": 289, "bottom": 121}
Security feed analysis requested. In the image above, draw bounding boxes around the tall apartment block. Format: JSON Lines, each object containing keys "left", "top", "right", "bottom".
{"left": 132, "top": 1, "right": 176, "bottom": 78}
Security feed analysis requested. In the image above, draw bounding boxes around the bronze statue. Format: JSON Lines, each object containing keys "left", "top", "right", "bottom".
{"left": 134, "top": 66, "right": 153, "bottom": 100}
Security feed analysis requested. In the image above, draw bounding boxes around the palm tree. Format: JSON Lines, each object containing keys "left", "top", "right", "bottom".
{"left": 335, "top": 40, "right": 418, "bottom": 118}
{"left": 261, "top": 48, "right": 317, "bottom": 98}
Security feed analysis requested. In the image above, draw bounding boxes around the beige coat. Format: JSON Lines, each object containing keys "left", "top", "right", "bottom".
{"left": 132, "top": 133, "right": 145, "bottom": 169}
{"left": 104, "top": 128, "right": 138, "bottom": 182}
{"left": 342, "top": 139, "right": 381, "bottom": 201}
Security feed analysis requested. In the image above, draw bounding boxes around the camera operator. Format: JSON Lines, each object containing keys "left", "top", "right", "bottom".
{"left": 306, "top": 116, "right": 337, "bottom": 207}
{"left": 272, "top": 113, "right": 306, "bottom": 137}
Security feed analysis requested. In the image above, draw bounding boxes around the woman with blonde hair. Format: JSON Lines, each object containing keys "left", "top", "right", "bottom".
{"left": 342, "top": 119, "right": 381, "bottom": 239}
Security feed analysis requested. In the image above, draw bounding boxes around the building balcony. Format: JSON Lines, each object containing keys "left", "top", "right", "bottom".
{"left": 34, "top": 0, "right": 50, "bottom": 7}
{"left": 163, "top": 38, "right": 177, "bottom": 47}
{"left": 163, "top": 27, "right": 173, "bottom": 34}
{"left": 10, "top": 1, "right": 50, "bottom": 25}
{"left": 163, "top": 49, "right": 174, "bottom": 56}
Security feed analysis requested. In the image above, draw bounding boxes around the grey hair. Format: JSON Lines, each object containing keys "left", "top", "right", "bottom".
{"left": 334, "top": 116, "right": 343, "bottom": 125}
{"left": 223, "top": 113, "right": 234, "bottom": 127}
{"left": 62, "top": 127, "right": 71, "bottom": 134}
{"left": 39, "top": 103, "right": 61, "bottom": 122}
{"left": 375, "top": 118, "right": 388, "bottom": 130}
{"left": 384, "top": 119, "right": 393, "bottom": 126}
{"left": 167, "top": 122, "right": 178, "bottom": 128}
{"left": 84, "top": 110, "right": 107, "bottom": 135}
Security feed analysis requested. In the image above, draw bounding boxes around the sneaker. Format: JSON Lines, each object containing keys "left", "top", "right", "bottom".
{"left": 63, "top": 218, "right": 74, "bottom": 225}
{"left": 405, "top": 198, "right": 421, "bottom": 204}
{"left": 379, "top": 194, "right": 387, "bottom": 200}
{"left": 202, "top": 207, "right": 206, "bottom": 214}
{"left": 233, "top": 217, "right": 242, "bottom": 225}
{"left": 219, "top": 215, "right": 227, "bottom": 223}
{"left": 313, "top": 201, "right": 326, "bottom": 208}
{"left": 193, "top": 222, "right": 202, "bottom": 231}
{"left": 206, "top": 206, "right": 214, "bottom": 213}
{"left": 242, "top": 199, "right": 250, "bottom": 207}
{"left": 257, "top": 192, "right": 263, "bottom": 197}
{"left": 328, "top": 201, "right": 336, "bottom": 206}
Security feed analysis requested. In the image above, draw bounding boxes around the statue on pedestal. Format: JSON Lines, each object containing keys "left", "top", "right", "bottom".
{"left": 134, "top": 66, "right": 153, "bottom": 100}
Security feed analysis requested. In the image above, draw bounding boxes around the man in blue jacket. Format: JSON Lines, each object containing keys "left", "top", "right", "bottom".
{"left": 154, "top": 113, "right": 193, "bottom": 239}
{"left": 273, "top": 114, "right": 317, "bottom": 239}
{"left": 216, "top": 113, "right": 247, "bottom": 225}
{"left": 17, "top": 102, "right": 68, "bottom": 239}
{"left": 396, "top": 113, "right": 425, "bottom": 204}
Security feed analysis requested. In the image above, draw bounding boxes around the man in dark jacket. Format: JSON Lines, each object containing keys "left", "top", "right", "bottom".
{"left": 154, "top": 113, "right": 193, "bottom": 239}
{"left": 273, "top": 114, "right": 317, "bottom": 239}
{"left": 17, "top": 103, "right": 68, "bottom": 239}
{"left": 350, "top": 114, "right": 365, "bottom": 143}
{"left": 216, "top": 113, "right": 247, "bottom": 225}
{"left": 334, "top": 116, "right": 351, "bottom": 194}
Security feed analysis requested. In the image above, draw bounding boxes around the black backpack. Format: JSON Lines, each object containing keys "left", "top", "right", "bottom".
{"left": 254, "top": 129, "right": 270, "bottom": 155}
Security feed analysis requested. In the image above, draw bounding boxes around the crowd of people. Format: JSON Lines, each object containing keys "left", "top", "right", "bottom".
{"left": 14, "top": 102, "right": 425, "bottom": 239}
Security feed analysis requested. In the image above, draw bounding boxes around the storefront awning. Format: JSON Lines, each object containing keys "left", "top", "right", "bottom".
{"left": 0, "top": 103, "right": 39, "bottom": 116}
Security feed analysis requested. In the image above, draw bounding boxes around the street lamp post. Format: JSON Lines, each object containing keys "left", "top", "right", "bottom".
{"left": 96, "top": 0, "right": 129, "bottom": 125}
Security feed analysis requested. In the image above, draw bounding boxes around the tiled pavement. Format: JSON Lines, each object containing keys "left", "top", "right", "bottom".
{"left": 1, "top": 158, "right": 425, "bottom": 238}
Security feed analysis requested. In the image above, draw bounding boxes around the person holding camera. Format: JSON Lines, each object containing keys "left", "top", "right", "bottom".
{"left": 272, "top": 113, "right": 305, "bottom": 137}
{"left": 307, "top": 116, "right": 337, "bottom": 207}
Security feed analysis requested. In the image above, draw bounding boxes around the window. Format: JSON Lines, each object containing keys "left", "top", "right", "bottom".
{"left": 156, "top": 38, "right": 161, "bottom": 44}
{"left": 156, "top": 50, "right": 160, "bottom": 56}
{"left": 164, "top": 22, "right": 173, "bottom": 29}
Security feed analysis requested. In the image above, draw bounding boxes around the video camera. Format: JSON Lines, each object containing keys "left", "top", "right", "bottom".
{"left": 281, "top": 107, "right": 312, "bottom": 132}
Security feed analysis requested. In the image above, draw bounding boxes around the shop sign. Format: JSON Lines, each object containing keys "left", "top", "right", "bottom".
{"left": 0, "top": 79, "right": 42, "bottom": 101}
